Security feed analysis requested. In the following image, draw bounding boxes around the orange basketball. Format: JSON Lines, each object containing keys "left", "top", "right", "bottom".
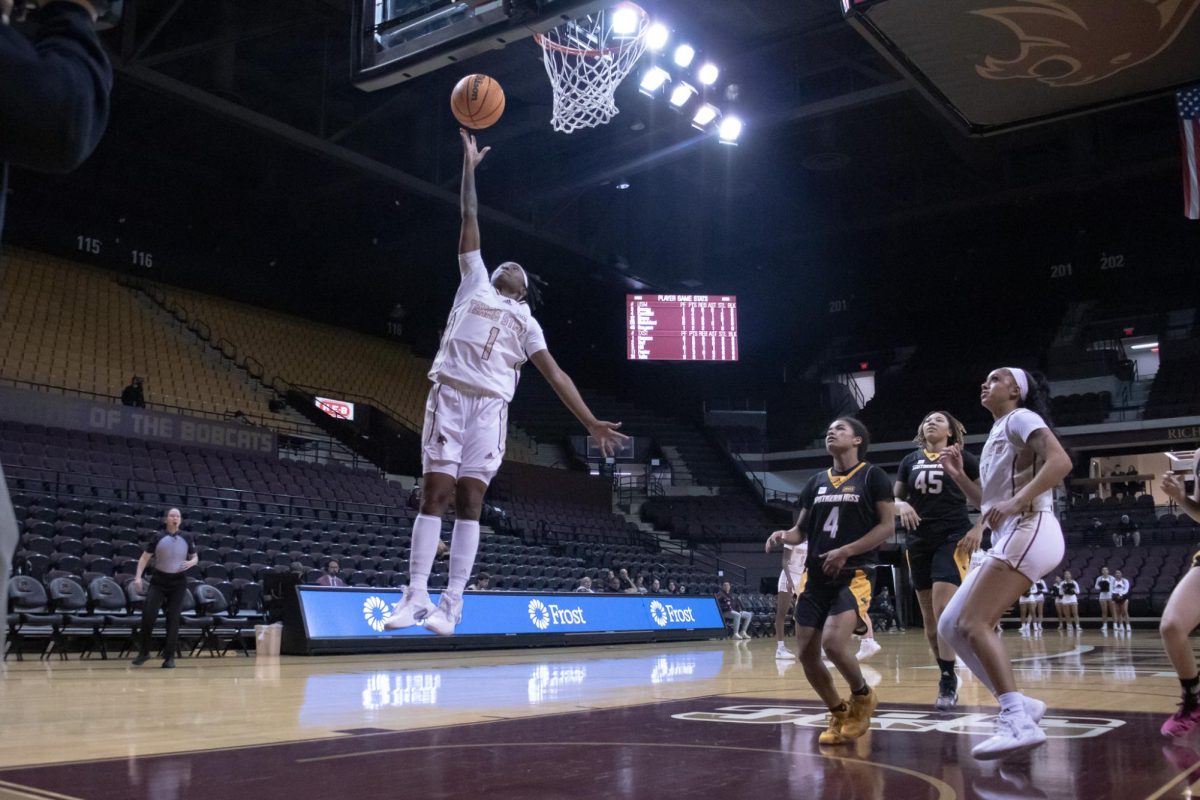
{"left": 450, "top": 74, "right": 505, "bottom": 130}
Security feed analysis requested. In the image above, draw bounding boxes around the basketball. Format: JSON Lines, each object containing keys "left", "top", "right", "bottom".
{"left": 450, "top": 74, "right": 505, "bottom": 129}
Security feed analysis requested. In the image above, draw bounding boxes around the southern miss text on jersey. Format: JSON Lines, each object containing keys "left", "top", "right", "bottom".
{"left": 897, "top": 448, "right": 980, "bottom": 542}
{"left": 800, "top": 462, "right": 894, "bottom": 582}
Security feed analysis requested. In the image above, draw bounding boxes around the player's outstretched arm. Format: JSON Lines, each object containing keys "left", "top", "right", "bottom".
{"left": 1163, "top": 449, "right": 1200, "bottom": 523}
{"left": 530, "top": 349, "right": 627, "bottom": 456}
{"left": 458, "top": 128, "right": 490, "bottom": 256}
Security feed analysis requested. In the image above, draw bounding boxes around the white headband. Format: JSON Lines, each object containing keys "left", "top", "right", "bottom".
{"left": 492, "top": 263, "right": 528, "bottom": 290}
{"left": 1004, "top": 367, "right": 1029, "bottom": 401}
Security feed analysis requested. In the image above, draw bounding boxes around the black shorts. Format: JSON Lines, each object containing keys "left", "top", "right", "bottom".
{"left": 907, "top": 537, "right": 970, "bottom": 591}
{"left": 794, "top": 570, "right": 872, "bottom": 634}
{"left": 1112, "top": 594, "right": 1128, "bottom": 604}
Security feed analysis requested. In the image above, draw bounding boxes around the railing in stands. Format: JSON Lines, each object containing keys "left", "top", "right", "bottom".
{"left": 4, "top": 463, "right": 405, "bottom": 524}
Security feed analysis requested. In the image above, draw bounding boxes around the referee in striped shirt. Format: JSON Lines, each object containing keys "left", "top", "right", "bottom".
{"left": 132, "top": 508, "right": 197, "bottom": 668}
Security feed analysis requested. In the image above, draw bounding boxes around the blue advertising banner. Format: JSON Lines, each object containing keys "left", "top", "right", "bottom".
{"left": 296, "top": 587, "right": 725, "bottom": 640}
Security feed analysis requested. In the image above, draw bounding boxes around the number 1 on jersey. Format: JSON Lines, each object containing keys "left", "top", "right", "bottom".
{"left": 481, "top": 326, "right": 500, "bottom": 360}
{"left": 823, "top": 507, "right": 840, "bottom": 540}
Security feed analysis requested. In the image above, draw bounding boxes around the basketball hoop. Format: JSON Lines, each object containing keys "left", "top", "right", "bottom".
{"left": 535, "top": 3, "right": 649, "bottom": 133}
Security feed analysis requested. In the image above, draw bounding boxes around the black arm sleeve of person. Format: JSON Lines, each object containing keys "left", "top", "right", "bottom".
{"left": 866, "top": 465, "right": 895, "bottom": 503}
{"left": 963, "top": 450, "right": 981, "bottom": 482}
{"left": 142, "top": 531, "right": 164, "bottom": 555}
{"left": 0, "top": 2, "right": 113, "bottom": 172}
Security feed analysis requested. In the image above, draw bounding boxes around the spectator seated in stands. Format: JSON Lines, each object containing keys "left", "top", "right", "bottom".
{"left": 666, "top": 579, "right": 678, "bottom": 595}
{"left": 605, "top": 574, "right": 622, "bottom": 593}
{"left": 121, "top": 376, "right": 145, "bottom": 408}
{"left": 616, "top": 568, "right": 636, "bottom": 594}
{"left": 317, "top": 559, "right": 346, "bottom": 587}
{"left": 1088, "top": 518, "right": 1106, "bottom": 547}
{"left": 635, "top": 575, "right": 647, "bottom": 594}
{"left": 1114, "top": 514, "right": 1141, "bottom": 548}
{"left": 467, "top": 572, "right": 491, "bottom": 591}
{"left": 649, "top": 578, "right": 663, "bottom": 594}
{"left": 407, "top": 486, "right": 422, "bottom": 511}
{"left": 716, "top": 580, "right": 752, "bottom": 639}
{"left": 870, "top": 586, "right": 900, "bottom": 633}
{"left": 575, "top": 576, "right": 594, "bottom": 593}
{"left": 1124, "top": 466, "right": 1143, "bottom": 497}
{"left": 676, "top": 583, "right": 688, "bottom": 595}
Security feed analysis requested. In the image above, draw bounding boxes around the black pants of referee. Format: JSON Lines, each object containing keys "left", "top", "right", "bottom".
{"left": 138, "top": 572, "right": 188, "bottom": 658}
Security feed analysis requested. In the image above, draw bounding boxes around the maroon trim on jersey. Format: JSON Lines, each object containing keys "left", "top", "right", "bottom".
{"left": 424, "top": 384, "right": 443, "bottom": 445}
{"left": 1012, "top": 512, "right": 1044, "bottom": 573}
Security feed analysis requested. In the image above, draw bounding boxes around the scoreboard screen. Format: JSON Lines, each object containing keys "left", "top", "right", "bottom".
{"left": 627, "top": 295, "right": 738, "bottom": 362}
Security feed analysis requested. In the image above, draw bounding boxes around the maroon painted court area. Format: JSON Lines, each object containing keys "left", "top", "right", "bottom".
{"left": 0, "top": 697, "right": 1190, "bottom": 799}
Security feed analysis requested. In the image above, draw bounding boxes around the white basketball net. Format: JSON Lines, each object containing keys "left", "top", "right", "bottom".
{"left": 536, "top": 5, "right": 649, "bottom": 134}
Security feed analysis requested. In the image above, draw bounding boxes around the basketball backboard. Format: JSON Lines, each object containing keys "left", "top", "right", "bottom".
{"left": 353, "top": 0, "right": 613, "bottom": 91}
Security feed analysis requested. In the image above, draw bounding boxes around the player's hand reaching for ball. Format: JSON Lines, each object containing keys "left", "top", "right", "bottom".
{"left": 588, "top": 420, "right": 627, "bottom": 457}
{"left": 460, "top": 128, "right": 490, "bottom": 169}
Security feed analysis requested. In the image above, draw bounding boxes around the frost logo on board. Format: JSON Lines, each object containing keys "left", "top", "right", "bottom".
{"left": 363, "top": 596, "right": 391, "bottom": 632}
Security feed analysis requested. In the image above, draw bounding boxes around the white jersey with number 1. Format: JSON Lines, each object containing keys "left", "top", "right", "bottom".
{"left": 428, "top": 250, "right": 548, "bottom": 402}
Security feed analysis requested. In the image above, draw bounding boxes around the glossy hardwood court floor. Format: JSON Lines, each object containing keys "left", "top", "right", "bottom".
{"left": 0, "top": 628, "right": 1191, "bottom": 799}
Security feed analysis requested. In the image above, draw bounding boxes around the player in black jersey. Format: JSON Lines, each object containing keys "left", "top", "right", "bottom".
{"left": 895, "top": 411, "right": 980, "bottom": 710}
{"left": 766, "top": 418, "right": 895, "bottom": 746}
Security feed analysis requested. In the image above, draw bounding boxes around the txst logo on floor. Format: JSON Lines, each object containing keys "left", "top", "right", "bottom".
{"left": 672, "top": 704, "right": 1126, "bottom": 739}
{"left": 649, "top": 600, "right": 697, "bottom": 627}
{"left": 527, "top": 599, "right": 586, "bottom": 630}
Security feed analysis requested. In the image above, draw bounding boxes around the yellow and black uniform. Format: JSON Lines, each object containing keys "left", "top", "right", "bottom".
{"left": 898, "top": 448, "right": 979, "bottom": 590}
{"left": 794, "top": 462, "right": 893, "bottom": 631}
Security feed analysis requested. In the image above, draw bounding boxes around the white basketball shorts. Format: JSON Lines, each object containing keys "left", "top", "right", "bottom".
{"left": 421, "top": 382, "right": 507, "bottom": 484}
{"left": 986, "top": 511, "right": 1064, "bottom": 583}
{"left": 778, "top": 568, "right": 807, "bottom": 594}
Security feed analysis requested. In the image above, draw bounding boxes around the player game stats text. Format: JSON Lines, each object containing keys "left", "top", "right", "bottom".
{"left": 627, "top": 295, "right": 738, "bottom": 362}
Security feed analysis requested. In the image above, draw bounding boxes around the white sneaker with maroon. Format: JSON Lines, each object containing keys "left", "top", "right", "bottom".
{"left": 383, "top": 589, "right": 435, "bottom": 630}
{"left": 423, "top": 593, "right": 464, "bottom": 636}
{"left": 972, "top": 710, "right": 1046, "bottom": 759}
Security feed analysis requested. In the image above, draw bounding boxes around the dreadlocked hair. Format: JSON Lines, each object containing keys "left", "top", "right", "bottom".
{"left": 523, "top": 271, "right": 546, "bottom": 311}
{"left": 914, "top": 410, "right": 967, "bottom": 448}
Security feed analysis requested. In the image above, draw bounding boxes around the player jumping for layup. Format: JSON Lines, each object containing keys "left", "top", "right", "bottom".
{"left": 386, "top": 130, "right": 627, "bottom": 635}
{"left": 939, "top": 367, "right": 1071, "bottom": 759}
{"left": 894, "top": 410, "right": 981, "bottom": 710}
{"left": 766, "top": 418, "right": 894, "bottom": 746}
{"left": 1159, "top": 449, "right": 1200, "bottom": 737}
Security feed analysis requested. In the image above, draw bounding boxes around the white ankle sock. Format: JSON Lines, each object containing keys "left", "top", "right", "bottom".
{"left": 407, "top": 513, "right": 442, "bottom": 594}
{"left": 446, "top": 519, "right": 481, "bottom": 598}
{"left": 998, "top": 691, "right": 1025, "bottom": 716}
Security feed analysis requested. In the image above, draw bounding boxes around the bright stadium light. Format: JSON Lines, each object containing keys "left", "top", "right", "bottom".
{"left": 692, "top": 103, "right": 719, "bottom": 129}
{"left": 718, "top": 116, "right": 743, "bottom": 144}
{"left": 612, "top": 4, "right": 640, "bottom": 36}
{"left": 673, "top": 44, "right": 695, "bottom": 67}
{"left": 639, "top": 66, "right": 670, "bottom": 94}
{"left": 669, "top": 82, "right": 696, "bottom": 108}
{"left": 698, "top": 62, "right": 719, "bottom": 85}
{"left": 646, "top": 22, "right": 669, "bottom": 50}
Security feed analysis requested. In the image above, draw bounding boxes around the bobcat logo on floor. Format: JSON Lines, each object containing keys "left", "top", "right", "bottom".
{"left": 649, "top": 600, "right": 669, "bottom": 627}
{"left": 528, "top": 599, "right": 551, "bottom": 630}
{"left": 363, "top": 596, "right": 392, "bottom": 632}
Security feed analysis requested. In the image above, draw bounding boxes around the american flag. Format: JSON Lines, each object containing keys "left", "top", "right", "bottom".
{"left": 1181, "top": 86, "right": 1200, "bottom": 220}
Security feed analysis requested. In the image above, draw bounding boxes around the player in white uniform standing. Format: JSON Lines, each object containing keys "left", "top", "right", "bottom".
{"left": 386, "top": 130, "right": 628, "bottom": 635}
{"left": 1110, "top": 570, "right": 1130, "bottom": 633}
{"left": 772, "top": 539, "right": 808, "bottom": 660}
{"left": 938, "top": 367, "right": 1071, "bottom": 759}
